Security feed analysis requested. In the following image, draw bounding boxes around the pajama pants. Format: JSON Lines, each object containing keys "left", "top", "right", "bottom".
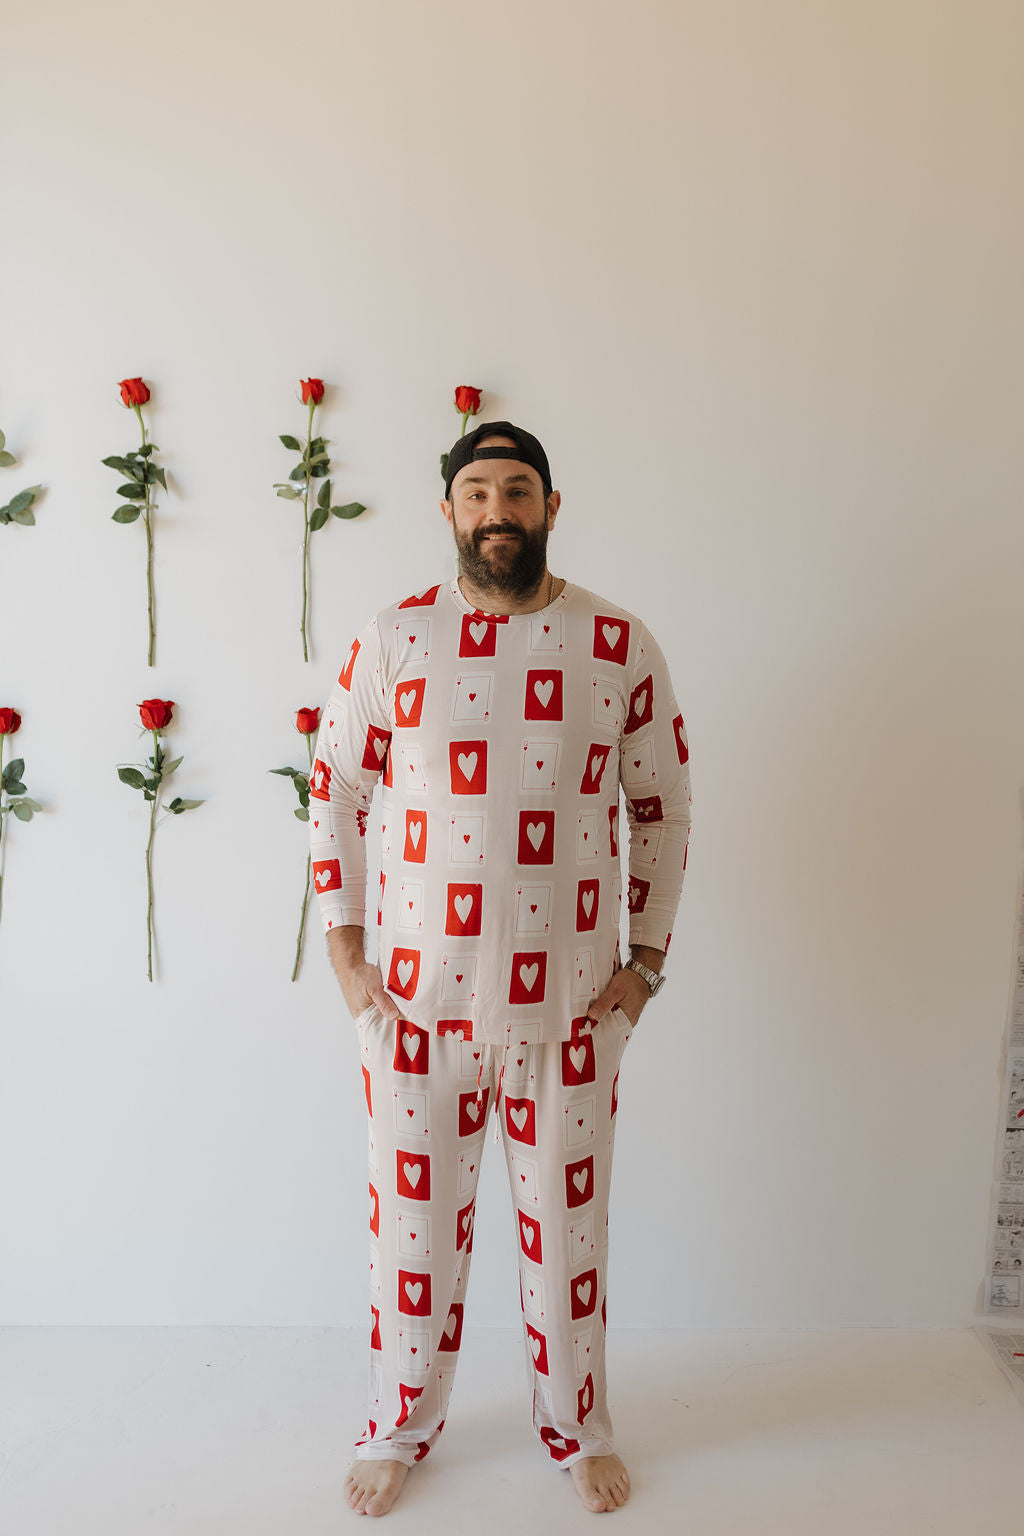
{"left": 353, "top": 1001, "right": 633, "bottom": 1470}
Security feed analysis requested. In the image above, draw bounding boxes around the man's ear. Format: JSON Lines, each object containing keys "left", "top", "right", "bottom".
{"left": 440, "top": 498, "right": 453, "bottom": 525}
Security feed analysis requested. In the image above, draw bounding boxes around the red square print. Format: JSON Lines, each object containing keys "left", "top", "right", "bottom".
{"left": 561, "top": 1034, "right": 596, "bottom": 1087}
{"left": 577, "top": 1371, "right": 595, "bottom": 1424}
{"left": 387, "top": 947, "right": 421, "bottom": 1000}
{"left": 450, "top": 740, "right": 487, "bottom": 795}
{"left": 525, "top": 1323, "right": 549, "bottom": 1375}
{"left": 509, "top": 950, "right": 546, "bottom": 1005}
{"left": 505, "top": 1096, "right": 537, "bottom": 1145}
{"left": 312, "top": 858, "right": 341, "bottom": 894}
{"left": 540, "top": 1426, "right": 581, "bottom": 1462}
{"left": 362, "top": 1063, "right": 372, "bottom": 1116}
{"left": 382, "top": 746, "right": 393, "bottom": 788}
{"left": 362, "top": 723, "right": 391, "bottom": 774}
{"left": 404, "top": 809, "right": 427, "bottom": 863}
{"left": 370, "top": 1303, "right": 382, "bottom": 1350}
{"left": 575, "top": 879, "right": 599, "bottom": 931}
{"left": 369, "top": 1182, "right": 380, "bottom": 1238}
{"left": 456, "top": 1200, "right": 475, "bottom": 1252}
{"left": 337, "top": 635, "right": 360, "bottom": 690}
{"left": 458, "top": 1088, "right": 490, "bottom": 1137}
{"left": 398, "top": 585, "right": 441, "bottom": 608}
{"left": 458, "top": 613, "right": 499, "bottom": 658}
{"left": 608, "top": 804, "right": 618, "bottom": 855}
{"left": 627, "top": 876, "right": 650, "bottom": 915}
{"left": 396, "top": 1151, "right": 431, "bottom": 1201}
{"left": 394, "top": 677, "right": 426, "bottom": 727}
{"left": 672, "top": 711, "right": 689, "bottom": 764}
{"left": 624, "top": 671, "right": 654, "bottom": 734}
{"left": 570, "top": 1267, "right": 598, "bottom": 1320}
{"left": 395, "top": 1381, "right": 424, "bottom": 1426}
{"left": 309, "top": 758, "right": 331, "bottom": 801}
{"left": 570, "top": 1013, "right": 595, "bottom": 1041}
{"left": 437, "top": 1019, "right": 473, "bottom": 1041}
{"left": 593, "top": 615, "right": 629, "bottom": 667}
{"left": 524, "top": 669, "right": 563, "bottom": 721}
{"left": 398, "top": 1270, "right": 431, "bottom": 1317}
{"left": 565, "top": 1154, "right": 594, "bottom": 1209}
{"left": 438, "top": 1301, "right": 464, "bottom": 1352}
{"left": 518, "top": 1209, "right": 543, "bottom": 1263}
{"left": 394, "top": 1022, "right": 429, "bottom": 1074}
{"left": 445, "top": 883, "right": 483, "bottom": 936}
{"left": 517, "top": 810, "right": 554, "bottom": 864}
{"left": 579, "top": 743, "right": 612, "bottom": 795}
{"left": 627, "top": 794, "right": 663, "bottom": 824}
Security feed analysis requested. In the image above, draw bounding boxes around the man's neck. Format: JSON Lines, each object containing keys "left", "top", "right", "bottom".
{"left": 457, "top": 568, "right": 560, "bottom": 616}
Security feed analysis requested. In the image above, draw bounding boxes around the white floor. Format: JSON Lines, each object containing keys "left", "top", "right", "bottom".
{"left": 1, "top": 1327, "right": 1022, "bottom": 1534}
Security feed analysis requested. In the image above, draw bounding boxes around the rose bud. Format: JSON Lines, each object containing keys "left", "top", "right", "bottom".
{"left": 0, "top": 707, "right": 22, "bottom": 735}
{"left": 301, "top": 378, "right": 325, "bottom": 405}
{"left": 119, "top": 377, "right": 151, "bottom": 407}
{"left": 454, "top": 385, "right": 482, "bottom": 416}
{"left": 295, "top": 707, "right": 320, "bottom": 735}
{"left": 138, "top": 698, "right": 175, "bottom": 731}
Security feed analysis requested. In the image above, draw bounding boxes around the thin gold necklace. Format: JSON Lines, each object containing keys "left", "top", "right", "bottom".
{"left": 459, "top": 568, "right": 556, "bottom": 612}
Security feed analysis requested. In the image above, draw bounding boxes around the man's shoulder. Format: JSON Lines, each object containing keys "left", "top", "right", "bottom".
{"left": 568, "top": 581, "right": 646, "bottom": 633}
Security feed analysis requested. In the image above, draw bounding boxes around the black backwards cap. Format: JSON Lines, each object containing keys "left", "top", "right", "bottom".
{"left": 444, "top": 420, "right": 552, "bottom": 501}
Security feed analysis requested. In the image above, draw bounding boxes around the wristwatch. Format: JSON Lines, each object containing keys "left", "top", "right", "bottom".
{"left": 623, "top": 957, "right": 666, "bottom": 998}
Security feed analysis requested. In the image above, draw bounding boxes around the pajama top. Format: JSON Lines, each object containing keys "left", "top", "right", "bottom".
{"left": 309, "top": 576, "right": 692, "bottom": 1045}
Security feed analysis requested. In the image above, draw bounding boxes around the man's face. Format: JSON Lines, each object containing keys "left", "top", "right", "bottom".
{"left": 442, "top": 435, "right": 560, "bottom": 600}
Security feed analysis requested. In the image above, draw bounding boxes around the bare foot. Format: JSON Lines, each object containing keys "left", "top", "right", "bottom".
{"left": 570, "top": 1453, "right": 630, "bottom": 1512}
{"left": 344, "top": 1458, "right": 409, "bottom": 1517}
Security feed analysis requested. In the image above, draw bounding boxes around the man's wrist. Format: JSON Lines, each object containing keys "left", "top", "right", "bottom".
{"left": 629, "top": 943, "right": 665, "bottom": 975}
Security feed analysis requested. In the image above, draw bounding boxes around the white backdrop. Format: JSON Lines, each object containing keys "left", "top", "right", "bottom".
{"left": 1, "top": 0, "right": 1022, "bottom": 1328}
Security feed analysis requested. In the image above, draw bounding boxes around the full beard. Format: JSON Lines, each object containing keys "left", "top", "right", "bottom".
{"left": 454, "top": 521, "right": 550, "bottom": 602}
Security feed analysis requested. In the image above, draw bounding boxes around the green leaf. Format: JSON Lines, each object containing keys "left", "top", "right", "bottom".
{"left": 149, "top": 465, "right": 167, "bottom": 491}
{"left": 308, "top": 451, "right": 329, "bottom": 465}
{"left": 279, "top": 434, "right": 302, "bottom": 450}
{"left": 0, "top": 428, "right": 6, "bottom": 449}
{"left": 3, "top": 758, "right": 25, "bottom": 784}
{"left": 317, "top": 477, "right": 331, "bottom": 510}
{"left": 294, "top": 806, "right": 309, "bottom": 821}
{"left": 6, "top": 490, "right": 35, "bottom": 517}
{"left": 5, "top": 780, "right": 26, "bottom": 796}
{"left": 162, "top": 755, "right": 183, "bottom": 775}
{"left": 269, "top": 766, "right": 298, "bottom": 778}
{"left": 117, "top": 482, "right": 147, "bottom": 500}
{"left": 308, "top": 464, "right": 328, "bottom": 478}
{"left": 11, "top": 802, "right": 34, "bottom": 821}
{"left": 117, "top": 767, "right": 147, "bottom": 789}
{"left": 0, "top": 451, "right": 16, "bottom": 468}
{"left": 309, "top": 505, "right": 329, "bottom": 532}
{"left": 176, "top": 798, "right": 204, "bottom": 811}
{"left": 112, "top": 505, "right": 142, "bottom": 523}
{"left": 0, "top": 509, "right": 9, "bottom": 523}
{"left": 167, "top": 796, "right": 182, "bottom": 810}
{"left": 275, "top": 485, "right": 301, "bottom": 500}
{"left": 289, "top": 465, "right": 307, "bottom": 482}
{"left": 333, "top": 502, "right": 367, "bottom": 519}
{"left": 101, "top": 454, "right": 131, "bottom": 472}
{"left": 11, "top": 505, "right": 36, "bottom": 526}
{"left": 18, "top": 798, "right": 42, "bottom": 812}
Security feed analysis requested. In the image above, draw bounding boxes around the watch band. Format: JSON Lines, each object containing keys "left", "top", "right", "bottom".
{"left": 623, "top": 957, "right": 666, "bottom": 997}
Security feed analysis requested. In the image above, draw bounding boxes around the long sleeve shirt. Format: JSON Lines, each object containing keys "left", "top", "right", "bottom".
{"left": 309, "top": 576, "right": 691, "bottom": 1045}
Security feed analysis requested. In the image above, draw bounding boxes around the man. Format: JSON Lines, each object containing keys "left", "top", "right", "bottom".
{"left": 309, "top": 421, "right": 691, "bottom": 1517}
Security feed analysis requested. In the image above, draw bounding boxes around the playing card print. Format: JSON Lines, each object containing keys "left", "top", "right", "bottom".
{"left": 518, "top": 1210, "right": 543, "bottom": 1263}
{"left": 368, "top": 1182, "right": 379, "bottom": 1238}
{"left": 564, "top": 1097, "right": 596, "bottom": 1148}
{"left": 362, "top": 722, "right": 392, "bottom": 774}
{"left": 570, "top": 1267, "right": 598, "bottom": 1320}
{"left": 579, "top": 742, "right": 612, "bottom": 795}
{"left": 452, "top": 673, "right": 493, "bottom": 720}
{"left": 312, "top": 858, "right": 341, "bottom": 893}
{"left": 577, "top": 1371, "right": 595, "bottom": 1424}
{"left": 627, "top": 875, "right": 650, "bottom": 914}
{"left": 394, "top": 677, "right": 426, "bottom": 728}
{"left": 624, "top": 670, "right": 654, "bottom": 734}
{"left": 540, "top": 1426, "right": 581, "bottom": 1462}
{"left": 514, "top": 884, "right": 552, "bottom": 934}
{"left": 337, "top": 635, "right": 361, "bottom": 691}
{"left": 398, "top": 1328, "right": 430, "bottom": 1372}
{"left": 398, "top": 878, "right": 424, "bottom": 929}
{"left": 591, "top": 677, "right": 622, "bottom": 730}
{"left": 449, "top": 815, "right": 483, "bottom": 863}
{"left": 458, "top": 613, "right": 501, "bottom": 658}
{"left": 522, "top": 739, "right": 559, "bottom": 791}
{"left": 396, "top": 1150, "right": 430, "bottom": 1200}
{"left": 575, "top": 878, "right": 599, "bottom": 932}
{"left": 561, "top": 1034, "right": 596, "bottom": 1086}
{"left": 395, "top": 1380, "right": 425, "bottom": 1426}
{"left": 398, "top": 1269, "right": 431, "bottom": 1317}
{"left": 456, "top": 1199, "right": 475, "bottom": 1252}
{"left": 309, "top": 758, "right": 331, "bottom": 801}
{"left": 387, "top": 947, "right": 421, "bottom": 999}
{"left": 673, "top": 710, "right": 690, "bottom": 763}
{"left": 450, "top": 740, "right": 487, "bottom": 795}
{"left": 505, "top": 1095, "right": 537, "bottom": 1145}
{"left": 509, "top": 950, "right": 547, "bottom": 1005}
{"left": 445, "top": 882, "right": 482, "bottom": 936}
{"left": 525, "top": 1323, "right": 549, "bottom": 1374}
{"left": 370, "top": 1304, "right": 382, "bottom": 1350}
{"left": 458, "top": 1088, "right": 490, "bottom": 1137}
{"left": 524, "top": 668, "right": 563, "bottom": 721}
{"left": 438, "top": 1301, "right": 464, "bottom": 1352}
{"left": 394, "top": 1022, "right": 429, "bottom": 1074}
{"left": 517, "top": 810, "right": 554, "bottom": 867}
{"left": 565, "top": 1154, "right": 594, "bottom": 1208}
{"left": 592, "top": 613, "right": 629, "bottom": 666}
{"left": 396, "top": 617, "right": 429, "bottom": 660}
{"left": 397, "top": 1213, "right": 431, "bottom": 1259}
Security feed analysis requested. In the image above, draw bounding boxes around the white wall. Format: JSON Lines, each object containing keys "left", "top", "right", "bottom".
{"left": 1, "top": 0, "right": 1021, "bottom": 1328}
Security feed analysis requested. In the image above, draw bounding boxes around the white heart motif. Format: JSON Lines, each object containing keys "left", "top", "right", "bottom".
{"left": 403, "top": 1161, "right": 421, "bottom": 1188}
{"left": 568, "top": 1044, "right": 586, "bottom": 1073}
{"left": 444, "top": 1311, "right": 458, "bottom": 1339}
{"left": 402, "top": 1391, "right": 418, "bottom": 1414}
{"left": 369, "top": 1192, "right": 377, "bottom": 1220}
{"left": 404, "top": 1280, "right": 423, "bottom": 1305}
{"left": 457, "top": 751, "right": 478, "bottom": 783}
{"left": 533, "top": 678, "right": 553, "bottom": 708}
{"left": 399, "top": 688, "right": 417, "bottom": 716}
{"left": 526, "top": 820, "right": 546, "bottom": 851}
{"left": 530, "top": 1334, "right": 542, "bottom": 1361}
{"left": 573, "top": 1169, "right": 589, "bottom": 1193}
{"left": 402, "top": 1032, "right": 420, "bottom": 1060}
{"left": 510, "top": 1106, "right": 529, "bottom": 1132}
{"left": 519, "top": 962, "right": 538, "bottom": 991}
{"left": 397, "top": 958, "right": 413, "bottom": 986}
{"left": 408, "top": 818, "right": 422, "bottom": 847}
{"left": 465, "top": 1100, "right": 480, "bottom": 1123}
{"left": 454, "top": 893, "right": 473, "bottom": 923}
{"left": 576, "top": 1279, "right": 592, "bottom": 1306}
{"left": 581, "top": 889, "right": 594, "bottom": 917}
{"left": 589, "top": 753, "right": 603, "bottom": 782}
{"left": 521, "top": 1220, "right": 535, "bottom": 1249}
{"left": 602, "top": 622, "right": 620, "bottom": 651}
{"left": 315, "top": 869, "right": 332, "bottom": 888}
{"left": 633, "top": 688, "right": 647, "bottom": 716}
{"left": 373, "top": 736, "right": 387, "bottom": 759}
{"left": 469, "top": 620, "right": 489, "bottom": 645}
{"left": 313, "top": 768, "right": 324, "bottom": 789}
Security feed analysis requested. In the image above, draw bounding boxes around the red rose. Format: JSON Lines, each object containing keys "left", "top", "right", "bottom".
{"left": 0, "top": 707, "right": 22, "bottom": 735}
{"left": 301, "top": 378, "right": 325, "bottom": 405}
{"left": 119, "top": 377, "right": 151, "bottom": 407}
{"left": 454, "top": 386, "right": 482, "bottom": 416}
{"left": 295, "top": 707, "right": 320, "bottom": 735}
{"left": 138, "top": 698, "right": 175, "bottom": 731}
